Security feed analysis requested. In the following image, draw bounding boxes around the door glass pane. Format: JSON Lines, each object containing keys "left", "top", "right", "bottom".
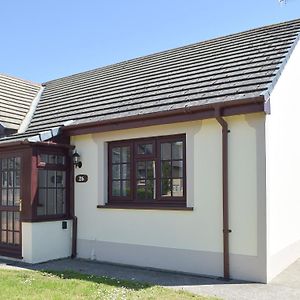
{"left": 112, "top": 181, "right": 121, "bottom": 196}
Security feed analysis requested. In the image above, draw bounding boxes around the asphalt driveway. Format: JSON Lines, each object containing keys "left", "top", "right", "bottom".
{"left": 1, "top": 257, "right": 299, "bottom": 300}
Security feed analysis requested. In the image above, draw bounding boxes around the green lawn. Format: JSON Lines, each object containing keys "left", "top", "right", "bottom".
{"left": 0, "top": 269, "right": 217, "bottom": 300}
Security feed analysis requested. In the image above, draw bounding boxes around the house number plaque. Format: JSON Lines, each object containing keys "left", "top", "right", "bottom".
{"left": 76, "top": 174, "right": 88, "bottom": 183}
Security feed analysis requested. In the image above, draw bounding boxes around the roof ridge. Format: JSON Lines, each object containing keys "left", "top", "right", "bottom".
{"left": 43, "top": 18, "right": 300, "bottom": 85}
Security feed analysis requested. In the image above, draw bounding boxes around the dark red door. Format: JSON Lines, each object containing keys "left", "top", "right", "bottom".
{"left": 0, "top": 156, "right": 22, "bottom": 258}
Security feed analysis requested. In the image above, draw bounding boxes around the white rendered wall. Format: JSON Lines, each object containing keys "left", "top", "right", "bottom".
{"left": 72, "top": 113, "right": 266, "bottom": 281}
{"left": 266, "top": 40, "right": 300, "bottom": 281}
{"left": 22, "top": 220, "right": 72, "bottom": 263}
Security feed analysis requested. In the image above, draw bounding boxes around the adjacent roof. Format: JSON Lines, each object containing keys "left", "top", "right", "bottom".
{"left": 0, "top": 74, "right": 41, "bottom": 130}
{"left": 25, "top": 18, "right": 300, "bottom": 133}
{"left": 1, "top": 18, "right": 300, "bottom": 145}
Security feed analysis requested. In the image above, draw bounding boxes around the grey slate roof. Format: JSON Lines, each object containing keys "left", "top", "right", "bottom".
{"left": 25, "top": 18, "right": 300, "bottom": 132}
{"left": 0, "top": 74, "right": 41, "bottom": 130}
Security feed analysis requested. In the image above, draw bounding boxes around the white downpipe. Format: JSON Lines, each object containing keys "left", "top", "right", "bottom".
{"left": 18, "top": 86, "right": 45, "bottom": 133}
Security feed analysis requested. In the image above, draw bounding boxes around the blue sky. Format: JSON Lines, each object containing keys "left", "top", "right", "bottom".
{"left": 0, "top": 0, "right": 299, "bottom": 83}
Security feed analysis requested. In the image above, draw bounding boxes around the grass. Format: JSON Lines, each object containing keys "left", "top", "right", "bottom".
{"left": 0, "top": 268, "right": 218, "bottom": 300}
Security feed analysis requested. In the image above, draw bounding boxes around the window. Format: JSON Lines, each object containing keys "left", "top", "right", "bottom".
{"left": 36, "top": 152, "right": 67, "bottom": 217}
{"left": 108, "top": 134, "right": 186, "bottom": 208}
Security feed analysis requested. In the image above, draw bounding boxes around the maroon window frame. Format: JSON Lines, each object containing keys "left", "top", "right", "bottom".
{"left": 108, "top": 134, "right": 186, "bottom": 208}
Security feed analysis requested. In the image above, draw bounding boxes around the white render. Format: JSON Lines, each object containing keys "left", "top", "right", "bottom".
{"left": 22, "top": 220, "right": 72, "bottom": 263}
{"left": 72, "top": 113, "right": 267, "bottom": 282}
{"left": 266, "top": 40, "right": 300, "bottom": 282}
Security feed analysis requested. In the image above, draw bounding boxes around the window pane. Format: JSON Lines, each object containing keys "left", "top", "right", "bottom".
{"left": 47, "top": 189, "right": 56, "bottom": 215}
{"left": 1, "top": 212, "right": 7, "bottom": 230}
{"left": 146, "top": 180, "right": 155, "bottom": 200}
{"left": 172, "top": 141, "right": 183, "bottom": 159}
{"left": 172, "top": 161, "right": 183, "bottom": 178}
{"left": 1, "top": 190, "right": 7, "bottom": 206}
{"left": 57, "top": 189, "right": 66, "bottom": 214}
{"left": 136, "top": 186, "right": 146, "bottom": 200}
{"left": 121, "top": 147, "right": 130, "bottom": 163}
{"left": 8, "top": 158, "right": 14, "bottom": 169}
{"left": 38, "top": 170, "right": 47, "bottom": 188}
{"left": 161, "top": 161, "right": 171, "bottom": 178}
{"left": 112, "top": 165, "right": 121, "bottom": 180}
{"left": 14, "top": 189, "right": 20, "bottom": 206}
{"left": 14, "top": 213, "right": 20, "bottom": 232}
{"left": 37, "top": 189, "right": 47, "bottom": 216}
{"left": 112, "top": 147, "right": 121, "bottom": 163}
{"left": 15, "top": 157, "right": 21, "bottom": 170}
{"left": 57, "top": 156, "right": 65, "bottom": 165}
{"left": 2, "top": 171, "right": 7, "bottom": 187}
{"left": 14, "top": 170, "right": 20, "bottom": 187}
{"left": 121, "top": 164, "right": 130, "bottom": 179}
{"left": 137, "top": 161, "right": 146, "bottom": 179}
{"left": 7, "top": 212, "right": 13, "bottom": 230}
{"left": 48, "top": 155, "right": 57, "bottom": 164}
{"left": 146, "top": 161, "right": 155, "bottom": 179}
{"left": 161, "top": 179, "right": 172, "bottom": 197}
{"left": 161, "top": 143, "right": 171, "bottom": 160}
{"left": 112, "top": 181, "right": 121, "bottom": 196}
{"left": 48, "top": 171, "right": 56, "bottom": 188}
{"left": 172, "top": 179, "right": 184, "bottom": 197}
{"left": 8, "top": 171, "right": 13, "bottom": 187}
{"left": 1, "top": 159, "right": 7, "bottom": 169}
{"left": 40, "top": 154, "right": 48, "bottom": 164}
{"left": 121, "top": 181, "right": 130, "bottom": 197}
{"left": 137, "top": 144, "right": 153, "bottom": 155}
{"left": 56, "top": 171, "right": 65, "bottom": 188}
{"left": 1, "top": 231, "right": 7, "bottom": 243}
{"left": 7, "top": 189, "right": 13, "bottom": 206}
{"left": 14, "top": 232, "right": 20, "bottom": 245}
{"left": 8, "top": 231, "right": 13, "bottom": 244}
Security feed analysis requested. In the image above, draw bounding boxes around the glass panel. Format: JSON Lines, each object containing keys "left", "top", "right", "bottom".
{"left": 112, "top": 181, "right": 121, "bottom": 196}
{"left": 161, "top": 161, "right": 171, "bottom": 178}
{"left": 146, "top": 161, "right": 155, "bottom": 179}
{"left": 14, "top": 189, "right": 20, "bottom": 206}
{"left": 38, "top": 170, "right": 47, "bottom": 188}
{"left": 8, "top": 158, "right": 14, "bottom": 169}
{"left": 14, "top": 170, "right": 20, "bottom": 187}
{"left": 15, "top": 157, "right": 21, "bottom": 170}
{"left": 121, "top": 147, "right": 130, "bottom": 163}
{"left": 1, "top": 158, "right": 7, "bottom": 169}
{"left": 57, "top": 189, "right": 66, "bottom": 214}
{"left": 112, "top": 147, "right": 121, "bottom": 163}
{"left": 1, "top": 189, "right": 7, "bottom": 206}
{"left": 40, "top": 154, "right": 48, "bottom": 164}
{"left": 57, "top": 156, "right": 65, "bottom": 165}
{"left": 121, "top": 164, "right": 130, "bottom": 179}
{"left": 161, "top": 143, "right": 171, "bottom": 160}
{"left": 1, "top": 212, "right": 7, "bottom": 230}
{"left": 172, "top": 179, "right": 184, "bottom": 197}
{"left": 137, "top": 144, "right": 153, "bottom": 155}
{"left": 121, "top": 181, "right": 130, "bottom": 197}
{"left": 172, "top": 141, "right": 183, "bottom": 159}
{"left": 112, "top": 165, "right": 121, "bottom": 180}
{"left": 7, "top": 189, "right": 13, "bottom": 206}
{"left": 48, "top": 171, "right": 56, "bottom": 188}
{"left": 48, "top": 154, "right": 57, "bottom": 164}
{"left": 56, "top": 171, "right": 66, "bottom": 188}
{"left": 37, "top": 189, "right": 47, "bottom": 216}
{"left": 14, "top": 232, "right": 20, "bottom": 245}
{"left": 172, "top": 161, "right": 183, "bottom": 177}
{"left": 8, "top": 231, "right": 13, "bottom": 244}
{"left": 136, "top": 161, "right": 146, "bottom": 179}
{"left": 161, "top": 179, "right": 172, "bottom": 197}
{"left": 14, "top": 213, "right": 20, "bottom": 232}
{"left": 1, "top": 231, "right": 7, "bottom": 243}
{"left": 8, "top": 171, "right": 13, "bottom": 187}
{"left": 2, "top": 171, "right": 7, "bottom": 187}
{"left": 7, "top": 212, "right": 13, "bottom": 230}
{"left": 47, "top": 189, "right": 56, "bottom": 215}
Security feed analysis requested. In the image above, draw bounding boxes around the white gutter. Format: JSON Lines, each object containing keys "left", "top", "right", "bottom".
{"left": 18, "top": 85, "right": 45, "bottom": 133}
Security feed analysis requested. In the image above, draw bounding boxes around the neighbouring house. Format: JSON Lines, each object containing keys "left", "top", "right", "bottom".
{"left": 0, "top": 18, "right": 300, "bottom": 283}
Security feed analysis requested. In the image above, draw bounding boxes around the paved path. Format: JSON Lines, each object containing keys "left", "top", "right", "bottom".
{"left": 1, "top": 258, "right": 299, "bottom": 300}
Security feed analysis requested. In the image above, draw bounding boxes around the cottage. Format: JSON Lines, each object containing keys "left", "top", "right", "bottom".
{"left": 0, "top": 19, "right": 300, "bottom": 283}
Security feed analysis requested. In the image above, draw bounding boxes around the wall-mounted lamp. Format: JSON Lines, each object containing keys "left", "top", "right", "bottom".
{"left": 72, "top": 151, "right": 82, "bottom": 168}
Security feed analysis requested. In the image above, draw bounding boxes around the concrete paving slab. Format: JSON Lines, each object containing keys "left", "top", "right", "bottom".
{"left": 0, "top": 257, "right": 299, "bottom": 300}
